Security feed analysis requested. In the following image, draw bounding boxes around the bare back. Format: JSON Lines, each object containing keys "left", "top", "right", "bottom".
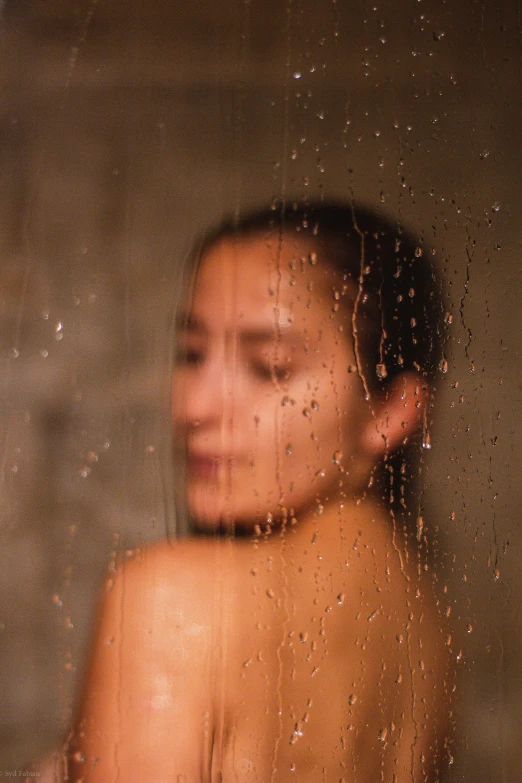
{"left": 70, "top": 502, "right": 450, "bottom": 782}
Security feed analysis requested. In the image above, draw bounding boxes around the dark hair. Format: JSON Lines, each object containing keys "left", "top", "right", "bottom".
{"left": 189, "top": 200, "right": 443, "bottom": 517}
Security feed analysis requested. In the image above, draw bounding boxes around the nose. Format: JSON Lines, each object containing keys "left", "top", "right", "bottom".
{"left": 172, "top": 350, "right": 233, "bottom": 435}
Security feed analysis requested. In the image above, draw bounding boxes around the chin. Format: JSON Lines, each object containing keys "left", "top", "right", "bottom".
{"left": 187, "top": 493, "right": 239, "bottom": 534}
{"left": 188, "top": 496, "right": 269, "bottom": 537}
{"left": 191, "top": 519, "right": 253, "bottom": 538}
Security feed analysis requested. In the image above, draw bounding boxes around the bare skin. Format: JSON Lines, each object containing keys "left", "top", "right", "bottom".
{"left": 71, "top": 503, "right": 448, "bottom": 782}
{"left": 69, "top": 233, "right": 450, "bottom": 781}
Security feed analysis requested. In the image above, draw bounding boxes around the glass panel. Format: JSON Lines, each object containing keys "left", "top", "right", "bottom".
{"left": 0, "top": 1, "right": 519, "bottom": 780}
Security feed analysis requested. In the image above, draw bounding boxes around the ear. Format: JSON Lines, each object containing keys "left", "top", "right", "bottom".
{"left": 361, "top": 372, "right": 430, "bottom": 458}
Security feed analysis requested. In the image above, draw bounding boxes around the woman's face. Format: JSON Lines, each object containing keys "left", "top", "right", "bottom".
{"left": 172, "top": 232, "right": 375, "bottom": 531}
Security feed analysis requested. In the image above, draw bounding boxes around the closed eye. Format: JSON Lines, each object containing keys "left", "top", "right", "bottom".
{"left": 250, "top": 359, "right": 291, "bottom": 382}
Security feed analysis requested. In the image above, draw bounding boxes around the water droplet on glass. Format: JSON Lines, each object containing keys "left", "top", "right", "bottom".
{"left": 376, "top": 363, "right": 388, "bottom": 380}
{"left": 266, "top": 588, "right": 275, "bottom": 599}
{"left": 9, "top": 347, "right": 19, "bottom": 359}
{"left": 289, "top": 723, "right": 304, "bottom": 743}
{"left": 332, "top": 451, "right": 342, "bottom": 465}
{"left": 285, "top": 444, "right": 293, "bottom": 456}
{"left": 492, "top": 202, "right": 500, "bottom": 212}
{"left": 293, "top": 71, "right": 302, "bottom": 79}
{"left": 416, "top": 516, "right": 424, "bottom": 541}
{"left": 422, "top": 430, "right": 431, "bottom": 449}
{"left": 308, "top": 251, "right": 318, "bottom": 266}
{"left": 348, "top": 693, "right": 357, "bottom": 705}
{"left": 311, "top": 399, "right": 319, "bottom": 411}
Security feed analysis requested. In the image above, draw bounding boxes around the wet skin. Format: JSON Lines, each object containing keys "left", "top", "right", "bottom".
{"left": 71, "top": 234, "right": 450, "bottom": 782}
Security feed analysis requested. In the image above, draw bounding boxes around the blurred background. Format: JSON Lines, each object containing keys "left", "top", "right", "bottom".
{"left": 0, "top": 0, "right": 520, "bottom": 778}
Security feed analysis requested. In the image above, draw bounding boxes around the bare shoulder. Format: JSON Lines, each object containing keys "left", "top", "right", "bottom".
{"left": 71, "top": 537, "right": 235, "bottom": 781}
{"left": 110, "top": 535, "right": 216, "bottom": 588}
{"left": 101, "top": 536, "right": 231, "bottom": 613}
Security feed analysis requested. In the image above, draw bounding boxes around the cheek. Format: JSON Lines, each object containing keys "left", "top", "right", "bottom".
{"left": 297, "top": 370, "right": 367, "bottom": 468}
{"left": 244, "top": 377, "right": 351, "bottom": 480}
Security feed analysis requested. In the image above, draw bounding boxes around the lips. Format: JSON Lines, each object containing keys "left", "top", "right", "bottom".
{"left": 187, "top": 453, "right": 237, "bottom": 479}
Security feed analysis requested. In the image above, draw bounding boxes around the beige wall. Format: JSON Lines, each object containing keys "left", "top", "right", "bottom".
{"left": 0, "top": 0, "right": 520, "bottom": 778}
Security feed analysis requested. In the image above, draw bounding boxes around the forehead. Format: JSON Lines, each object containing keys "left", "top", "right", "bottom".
{"left": 189, "top": 232, "right": 341, "bottom": 330}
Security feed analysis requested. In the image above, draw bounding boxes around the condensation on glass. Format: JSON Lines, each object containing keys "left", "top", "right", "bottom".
{"left": 0, "top": 2, "right": 519, "bottom": 781}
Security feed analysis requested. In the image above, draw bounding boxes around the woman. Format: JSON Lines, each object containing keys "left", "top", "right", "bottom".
{"left": 70, "top": 202, "right": 451, "bottom": 782}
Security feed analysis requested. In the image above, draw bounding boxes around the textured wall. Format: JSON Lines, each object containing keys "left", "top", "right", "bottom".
{"left": 0, "top": 0, "right": 520, "bottom": 778}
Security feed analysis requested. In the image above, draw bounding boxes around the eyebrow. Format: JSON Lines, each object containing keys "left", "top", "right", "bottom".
{"left": 240, "top": 328, "right": 292, "bottom": 345}
{"left": 176, "top": 316, "right": 298, "bottom": 345}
